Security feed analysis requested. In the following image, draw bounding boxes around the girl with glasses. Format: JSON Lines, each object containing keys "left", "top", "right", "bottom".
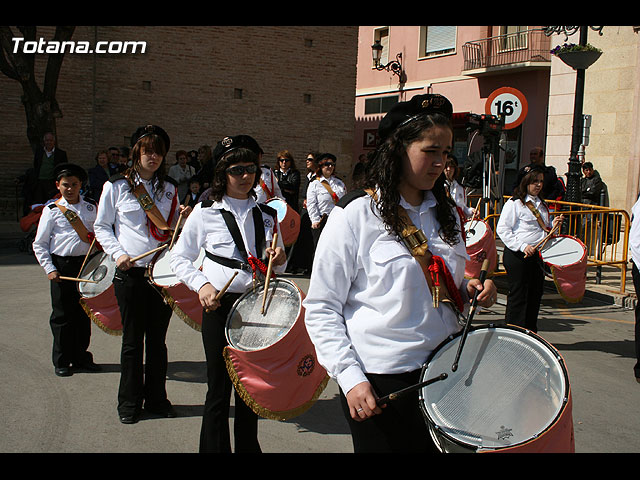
{"left": 305, "top": 153, "right": 346, "bottom": 247}
{"left": 170, "top": 135, "right": 286, "bottom": 453}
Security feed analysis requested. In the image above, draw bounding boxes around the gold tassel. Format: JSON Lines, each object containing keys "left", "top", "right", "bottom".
{"left": 79, "top": 298, "right": 122, "bottom": 336}
{"left": 223, "top": 347, "right": 330, "bottom": 421}
{"left": 161, "top": 288, "right": 202, "bottom": 332}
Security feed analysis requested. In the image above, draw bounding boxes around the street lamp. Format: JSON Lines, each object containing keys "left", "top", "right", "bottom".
{"left": 544, "top": 26, "right": 604, "bottom": 204}
{"left": 371, "top": 40, "right": 405, "bottom": 82}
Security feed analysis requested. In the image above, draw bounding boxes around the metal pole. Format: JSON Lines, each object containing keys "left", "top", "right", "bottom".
{"left": 565, "top": 26, "right": 588, "bottom": 204}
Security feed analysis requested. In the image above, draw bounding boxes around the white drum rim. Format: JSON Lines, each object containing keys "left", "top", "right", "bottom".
{"left": 150, "top": 248, "right": 179, "bottom": 287}
{"left": 464, "top": 220, "right": 489, "bottom": 247}
{"left": 539, "top": 235, "right": 586, "bottom": 268}
{"left": 418, "top": 324, "right": 569, "bottom": 452}
{"left": 224, "top": 278, "right": 303, "bottom": 352}
{"left": 78, "top": 251, "right": 116, "bottom": 298}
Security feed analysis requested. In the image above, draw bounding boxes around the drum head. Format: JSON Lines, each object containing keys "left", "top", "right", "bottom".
{"left": 78, "top": 252, "right": 117, "bottom": 298}
{"left": 266, "top": 197, "right": 288, "bottom": 223}
{"left": 465, "top": 220, "right": 488, "bottom": 246}
{"left": 419, "top": 326, "right": 567, "bottom": 451}
{"left": 225, "top": 278, "right": 302, "bottom": 351}
{"left": 151, "top": 249, "right": 179, "bottom": 287}
{"left": 540, "top": 236, "right": 585, "bottom": 267}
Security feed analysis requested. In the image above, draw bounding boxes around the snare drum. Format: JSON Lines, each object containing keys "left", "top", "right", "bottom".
{"left": 266, "top": 197, "right": 300, "bottom": 247}
{"left": 149, "top": 247, "right": 205, "bottom": 288}
{"left": 419, "top": 324, "right": 574, "bottom": 453}
{"left": 539, "top": 235, "right": 587, "bottom": 303}
{"left": 77, "top": 252, "right": 122, "bottom": 335}
{"left": 223, "top": 278, "right": 329, "bottom": 420}
{"left": 464, "top": 219, "right": 497, "bottom": 279}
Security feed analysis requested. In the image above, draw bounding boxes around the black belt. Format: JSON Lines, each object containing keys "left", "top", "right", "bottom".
{"left": 204, "top": 251, "right": 253, "bottom": 273}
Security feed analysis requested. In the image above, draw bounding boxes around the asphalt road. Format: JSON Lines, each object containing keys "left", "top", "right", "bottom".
{"left": 0, "top": 245, "right": 638, "bottom": 454}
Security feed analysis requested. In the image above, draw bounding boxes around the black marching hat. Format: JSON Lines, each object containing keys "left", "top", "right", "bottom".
{"left": 54, "top": 163, "right": 88, "bottom": 182}
{"left": 316, "top": 153, "right": 337, "bottom": 164}
{"left": 213, "top": 135, "right": 263, "bottom": 162}
{"left": 377, "top": 93, "right": 454, "bottom": 142}
{"left": 131, "top": 124, "right": 171, "bottom": 151}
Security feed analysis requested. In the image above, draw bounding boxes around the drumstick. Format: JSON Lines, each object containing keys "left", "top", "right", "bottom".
{"left": 467, "top": 197, "right": 484, "bottom": 232}
{"left": 59, "top": 276, "right": 99, "bottom": 284}
{"left": 77, "top": 237, "right": 97, "bottom": 277}
{"left": 533, "top": 222, "right": 561, "bottom": 251}
{"left": 205, "top": 271, "right": 239, "bottom": 313}
{"left": 451, "top": 259, "right": 490, "bottom": 372}
{"left": 130, "top": 244, "right": 168, "bottom": 263}
{"left": 168, "top": 211, "right": 184, "bottom": 250}
{"left": 261, "top": 233, "right": 278, "bottom": 314}
{"left": 376, "top": 373, "right": 448, "bottom": 406}
{"left": 215, "top": 271, "right": 238, "bottom": 301}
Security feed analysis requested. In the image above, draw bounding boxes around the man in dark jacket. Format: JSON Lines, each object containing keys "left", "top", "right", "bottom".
{"left": 22, "top": 132, "right": 69, "bottom": 210}
{"left": 580, "top": 162, "right": 608, "bottom": 206}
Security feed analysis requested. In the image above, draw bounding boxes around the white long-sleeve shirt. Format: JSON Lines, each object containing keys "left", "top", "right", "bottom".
{"left": 170, "top": 195, "right": 286, "bottom": 294}
{"left": 94, "top": 175, "right": 180, "bottom": 268}
{"left": 303, "top": 190, "right": 468, "bottom": 395}
{"left": 305, "top": 175, "right": 347, "bottom": 224}
{"left": 629, "top": 196, "right": 640, "bottom": 267}
{"left": 496, "top": 195, "right": 552, "bottom": 252}
{"left": 446, "top": 179, "right": 473, "bottom": 218}
{"left": 254, "top": 166, "right": 283, "bottom": 204}
{"left": 32, "top": 196, "right": 97, "bottom": 274}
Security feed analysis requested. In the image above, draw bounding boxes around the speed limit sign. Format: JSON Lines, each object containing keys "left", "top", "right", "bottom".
{"left": 485, "top": 87, "right": 528, "bottom": 130}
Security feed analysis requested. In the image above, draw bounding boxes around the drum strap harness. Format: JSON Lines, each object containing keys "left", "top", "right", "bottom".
{"left": 53, "top": 199, "right": 94, "bottom": 244}
{"left": 364, "top": 189, "right": 464, "bottom": 314}
{"left": 318, "top": 177, "right": 340, "bottom": 204}
{"left": 525, "top": 201, "right": 551, "bottom": 233}
{"left": 259, "top": 170, "right": 275, "bottom": 200}
{"left": 125, "top": 175, "right": 178, "bottom": 242}
{"left": 203, "top": 203, "right": 276, "bottom": 284}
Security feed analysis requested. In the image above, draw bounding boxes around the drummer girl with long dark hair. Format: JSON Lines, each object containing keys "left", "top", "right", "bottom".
{"left": 303, "top": 94, "right": 497, "bottom": 453}
{"left": 170, "top": 135, "right": 286, "bottom": 453}
{"left": 496, "top": 166, "right": 564, "bottom": 333}
{"left": 94, "top": 125, "right": 190, "bottom": 424}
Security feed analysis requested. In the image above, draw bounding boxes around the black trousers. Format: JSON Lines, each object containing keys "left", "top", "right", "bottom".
{"left": 49, "top": 254, "right": 93, "bottom": 368}
{"left": 113, "top": 267, "right": 173, "bottom": 416}
{"left": 199, "top": 292, "right": 261, "bottom": 453}
{"left": 502, "top": 247, "right": 545, "bottom": 332}
{"left": 630, "top": 262, "right": 640, "bottom": 379}
{"left": 339, "top": 370, "right": 440, "bottom": 454}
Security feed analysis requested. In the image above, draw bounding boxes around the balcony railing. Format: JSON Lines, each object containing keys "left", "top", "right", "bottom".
{"left": 462, "top": 28, "right": 551, "bottom": 72}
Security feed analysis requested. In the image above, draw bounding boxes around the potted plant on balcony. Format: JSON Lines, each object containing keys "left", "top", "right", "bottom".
{"left": 551, "top": 43, "right": 602, "bottom": 70}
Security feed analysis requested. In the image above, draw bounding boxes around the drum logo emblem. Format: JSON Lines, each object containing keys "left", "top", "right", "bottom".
{"left": 297, "top": 354, "right": 316, "bottom": 377}
{"left": 496, "top": 425, "right": 513, "bottom": 441}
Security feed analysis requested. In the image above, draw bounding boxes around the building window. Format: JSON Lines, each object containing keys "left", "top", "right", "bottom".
{"left": 373, "top": 27, "right": 389, "bottom": 67}
{"left": 364, "top": 95, "right": 399, "bottom": 115}
{"left": 303, "top": 93, "right": 312, "bottom": 104}
{"left": 234, "top": 88, "right": 243, "bottom": 99}
{"left": 499, "top": 26, "right": 528, "bottom": 51}
{"left": 420, "top": 26, "right": 456, "bottom": 57}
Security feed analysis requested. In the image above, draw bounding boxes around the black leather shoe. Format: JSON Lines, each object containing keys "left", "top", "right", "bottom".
{"left": 55, "top": 367, "right": 72, "bottom": 377}
{"left": 119, "top": 412, "right": 140, "bottom": 424}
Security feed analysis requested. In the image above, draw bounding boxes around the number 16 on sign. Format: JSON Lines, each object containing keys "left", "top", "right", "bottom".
{"left": 485, "top": 87, "right": 528, "bottom": 130}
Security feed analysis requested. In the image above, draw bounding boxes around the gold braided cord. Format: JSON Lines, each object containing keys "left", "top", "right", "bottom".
{"left": 161, "top": 288, "right": 202, "bottom": 332}
{"left": 223, "top": 347, "right": 330, "bottom": 421}
{"left": 79, "top": 298, "right": 122, "bottom": 336}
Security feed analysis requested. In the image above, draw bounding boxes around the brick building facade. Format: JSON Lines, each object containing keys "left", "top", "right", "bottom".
{"left": 0, "top": 26, "right": 358, "bottom": 215}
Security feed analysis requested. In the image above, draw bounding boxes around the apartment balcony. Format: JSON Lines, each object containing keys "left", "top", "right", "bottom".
{"left": 462, "top": 28, "right": 551, "bottom": 76}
